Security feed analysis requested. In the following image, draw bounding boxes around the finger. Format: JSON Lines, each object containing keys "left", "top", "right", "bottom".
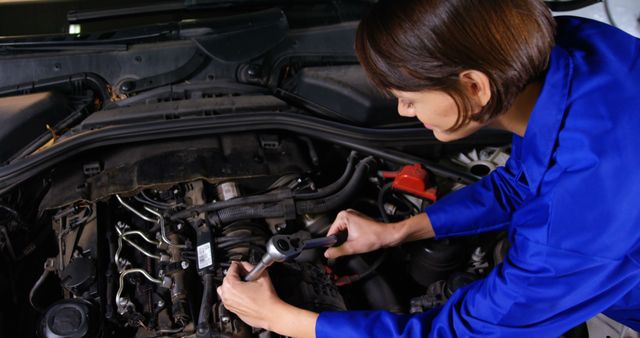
{"left": 324, "top": 245, "right": 351, "bottom": 259}
{"left": 239, "top": 261, "right": 263, "bottom": 281}
{"left": 235, "top": 261, "right": 257, "bottom": 280}
{"left": 226, "top": 261, "right": 240, "bottom": 280}
{"left": 239, "top": 261, "right": 255, "bottom": 274}
{"left": 216, "top": 286, "right": 226, "bottom": 303}
{"left": 324, "top": 247, "right": 338, "bottom": 259}
{"left": 327, "top": 211, "right": 349, "bottom": 236}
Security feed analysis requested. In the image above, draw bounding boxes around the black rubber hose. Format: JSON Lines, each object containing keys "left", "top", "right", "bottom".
{"left": 217, "top": 236, "right": 264, "bottom": 250}
{"left": 332, "top": 139, "right": 479, "bottom": 184}
{"left": 295, "top": 157, "right": 375, "bottom": 214}
{"left": 197, "top": 274, "right": 214, "bottom": 335}
{"left": 171, "top": 152, "right": 357, "bottom": 220}
{"left": 346, "top": 256, "right": 403, "bottom": 313}
{"left": 377, "top": 182, "right": 393, "bottom": 224}
{"left": 216, "top": 236, "right": 263, "bottom": 244}
{"left": 335, "top": 251, "right": 388, "bottom": 286}
{"left": 139, "top": 191, "right": 183, "bottom": 209}
{"left": 134, "top": 195, "right": 170, "bottom": 210}
{"left": 211, "top": 157, "right": 375, "bottom": 225}
{"left": 170, "top": 189, "right": 294, "bottom": 220}
{"left": 294, "top": 151, "right": 357, "bottom": 200}
{"left": 214, "top": 204, "right": 285, "bottom": 225}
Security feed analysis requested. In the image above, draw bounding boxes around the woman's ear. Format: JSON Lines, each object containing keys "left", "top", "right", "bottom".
{"left": 459, "top": 70, "right": 491, "bottom": 108}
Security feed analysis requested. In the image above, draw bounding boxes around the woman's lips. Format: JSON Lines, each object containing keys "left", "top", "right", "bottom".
{"left": 423, "top": 123, "right": 434, "bottom": 130}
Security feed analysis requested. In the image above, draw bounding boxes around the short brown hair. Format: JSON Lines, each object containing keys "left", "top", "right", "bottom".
{"left": 355, "top": 0, "right": 556, "bottom": 130}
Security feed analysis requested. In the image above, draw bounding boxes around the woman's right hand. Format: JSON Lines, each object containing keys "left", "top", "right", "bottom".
{"left": 324, "top": 210, "right": 434, "bottom": 259}
{"left": 324, "top": 209, "right": 400, "bottom": 259}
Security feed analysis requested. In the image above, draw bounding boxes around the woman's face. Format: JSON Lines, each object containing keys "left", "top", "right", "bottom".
{"left": 391, "top": 89, "right": 488, "bottom": 142}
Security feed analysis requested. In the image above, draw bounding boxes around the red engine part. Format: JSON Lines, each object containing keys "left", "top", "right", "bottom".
{"left": 380, "top": 164, "right": 438, "bottom": 201}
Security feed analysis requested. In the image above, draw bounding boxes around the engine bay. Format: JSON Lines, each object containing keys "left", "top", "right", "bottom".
{"left": 12, "top": 132, "right": 511, "bottom": 338}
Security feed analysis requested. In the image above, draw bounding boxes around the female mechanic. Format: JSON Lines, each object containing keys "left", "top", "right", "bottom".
{"left": 217, "top": 0, "right": 640, "bottom": 336}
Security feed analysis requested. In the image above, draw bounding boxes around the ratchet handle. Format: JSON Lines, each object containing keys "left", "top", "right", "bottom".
{"left": 303, "top": 231, "right": 349, "bottom": 249}
{"left": 331, "top": 230, "right": 348, "bottom": 247}
{"left": 243, "top": 253, "right": 274, "bottom": 282}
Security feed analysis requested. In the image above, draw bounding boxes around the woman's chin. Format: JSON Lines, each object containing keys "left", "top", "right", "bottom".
{"left": 432, "top": 129, "right": 458, "bottom": 142}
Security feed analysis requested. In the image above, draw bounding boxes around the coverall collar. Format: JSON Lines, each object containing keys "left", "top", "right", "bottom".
{"left": 518, "top": 46, "right": 574, "bottom": 194}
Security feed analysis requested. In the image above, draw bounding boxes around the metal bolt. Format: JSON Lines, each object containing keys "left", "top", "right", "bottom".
{"left": 157, "top": 300, "right": 165, "bottom": 308}
{"left": 159, "top": 270, "right": 165, "bottom": 277}
{"left": 275, "top": 223, "right": 287, "bottom": 232}
{"left": 120, "top": 82, "right": 131, "bottom": 92}
{"left": 161, "top": 276, "right": 173, "bottom": 289}
{"left": 181, "top": 261, "right": 190, "bottom": 270}
{"left": 177, "top": 223, "right": 184, "bottom": 231}
{"left": 221, "top": 316, "right": 231, "bottom": 324}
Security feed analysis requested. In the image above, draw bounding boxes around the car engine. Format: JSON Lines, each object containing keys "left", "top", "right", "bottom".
{"left": 15, "top": 132, "right": 511, "bottom": 338}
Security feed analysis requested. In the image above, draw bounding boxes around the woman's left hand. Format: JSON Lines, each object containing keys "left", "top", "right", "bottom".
{"left": 217, "top": 261, "right": 284, "bottom": 330}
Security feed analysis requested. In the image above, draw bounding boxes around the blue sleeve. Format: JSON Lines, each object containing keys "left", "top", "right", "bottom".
{"left": 316, "top": 232, "right": 640, "bottom": 338}
{"left": 426, "top": 155, "right": 530, "bottom": 239}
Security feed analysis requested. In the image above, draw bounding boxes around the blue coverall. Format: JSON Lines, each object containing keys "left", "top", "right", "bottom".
{"left": 316, "top": 16, "right": 640, "bottom": 337}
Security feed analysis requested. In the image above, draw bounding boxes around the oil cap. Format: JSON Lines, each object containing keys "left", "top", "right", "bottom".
{"left": 40, "top": 299, "right": 96, "bottom": 338}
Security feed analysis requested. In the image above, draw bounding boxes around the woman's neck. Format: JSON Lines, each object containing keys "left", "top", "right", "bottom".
{"left": 490, "top": 81, "right": 543, "bottom": 137}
